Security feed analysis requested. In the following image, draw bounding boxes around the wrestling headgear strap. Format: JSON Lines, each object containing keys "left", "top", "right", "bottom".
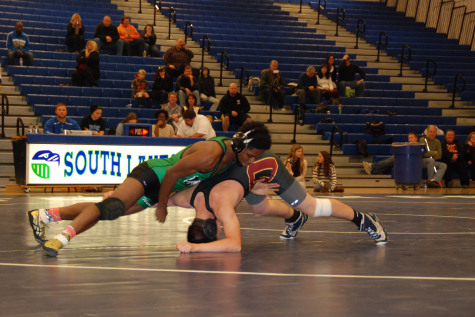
{"left": 231, "top": 129, "right": 255, "bottom": 154}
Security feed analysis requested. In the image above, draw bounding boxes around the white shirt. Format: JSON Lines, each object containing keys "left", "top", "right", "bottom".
{"left": 317, "top": 76, "right": 336, "bottom": 90}
{"left": 176, "top": 114, "right": 216, "bottom": 139}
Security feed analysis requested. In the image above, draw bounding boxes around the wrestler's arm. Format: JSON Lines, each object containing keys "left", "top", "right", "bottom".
{"left": 155, "top": 142, "right": 222, "bottom": 222}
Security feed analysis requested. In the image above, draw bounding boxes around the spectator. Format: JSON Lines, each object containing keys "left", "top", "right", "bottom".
{"left": 297, "top": 66, "right": 320, "bottom": 107}
{"left": 219, "top": 83, "right": 251, "bottom": 132}
{"left": 260, "top": 60, "right": 286, "bottom": 110}
{"left": 65, "top": 13, "right": 85, "bottom": 53}
{"left": 43, "top": 103, "right": 81, "bottom": 134}
{"left": 176, "top": 109, "right": 216, "bottom": 139}
{"left": 312, "top": 151, "right": 337, "bottom": 193}
{"left": 284, "top": 144, "right": 308, "bottom": 189}
{"left": 151, "top": 66, "right": 173, "bottom": 105}
{"left": 6, "top": 21, "right": 34, "bottom": 66}
{"left": 152, "top": 110, "right": 175, "bottom": 137}
{"left": 420, "top": 125, "right": 447, "bottom": 188}
{"left": 141, "top": 24, "right": 160, "bottom": 57}
{"left": 176, "top": 65, "right": 200, "bottom": 107}
{"left": 463, "top": 131, "right": 475, "bottom": 187}
{"left": 317, "top": 63, "right": 339, "bottom": 105}
{"left": 72, "top": 40, "right": 100, "bottom": 87}
{"left": 338, "top": 54, "right": 365, "bottom": 97}
{"left": 94, "top": 16, "right": 124, "bottom": 56}
{"left": 164, "top": 38, "right": 195, "bottom": 78}
{"left": 161, "top": 92, "right": 182, "bottom": 132}
{"left": 325, "top": 54, "right": 337, "bottom": 83}
{"left": 442, "top": 130, "right": 469, "bottom": 188}
{"left": 198, "top": 67, "right": 220, "bottom": 111}
{"left": 117, "top": 15, "right": 145, "bottom": 57}
{"left": 81, "top": 104, "right": 106, "bottom": 135}
{"left": 115, "top": 112, "right": 137, "bottom": 136}
{"left": 131, "top": 69, "right": 152, "bottom": 108}
{"left": 182, "top": 94, "right": 200, "bottom": 115}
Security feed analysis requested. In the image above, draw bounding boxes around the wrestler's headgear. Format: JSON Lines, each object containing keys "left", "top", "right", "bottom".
{"left": 187, "top": 218, "right": 218, "bottom": 243}
{"left": 231, "top": 129, "right": 255, "bottom": 155}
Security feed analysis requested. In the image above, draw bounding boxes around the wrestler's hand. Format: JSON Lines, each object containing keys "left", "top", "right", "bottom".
{"left": 251, "top": 179, "right": 280, "bottom": 196}
{"left": 155, "top": 205, "right": 168, "bottom": 222}
{"left": 102, "top": 191, "right": 114, "bottom": 200}
{"left": 176, "top": 241, "right": 193, "bottom": 253}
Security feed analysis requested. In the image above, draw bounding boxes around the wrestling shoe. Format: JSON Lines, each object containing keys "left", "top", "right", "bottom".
{"left": 363, "top": 161, "right": 373, "bottom": 175}
{"left": 42, "top": 233, "right": 70, "bottom": 257}
{"left": 26, "top": 209, "right": 47, "bottom": 244}
{"left": 280, "top": 211, "right": 309, "bottom": 239}
{"left": 360, "top": 213, "right": 388, "bottom": 245}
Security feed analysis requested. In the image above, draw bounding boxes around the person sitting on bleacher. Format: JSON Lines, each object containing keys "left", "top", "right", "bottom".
{"left": 94, "top": 16, "right": 124, "bottom": 56}
{"left": 176, "top": 66, "right": 200, "bottom": 107}
{"left": 152, "top": 110, "right": 175, "bottom": 137}
{"left": 6, "top": 22, "right": 34, "bottom": 66}
{"left": 43, "top": 103, "right": 81, "bottom": 134}
{"left": 151, "top": 66, "right": 173, "bottom": 106}
{"left": 115, "top": 112, "right": 137, "bottom": 136}
{"left": 442, "top": 130, "right": 470, "bottom": 188}
{"left": 325, "top": 55, "right": 337, "bottom": 83}
{"left": 317, "top": 63, "right": 339, "bottom": 105}
{"left": 218, "top": 83, "right": 252, "bottom": 132}
{"left": 420, "top": 125, "right": 447, "bottom": 188}
{"left": 182, "top": 94, "right": 201, "bottom": 115}
{"left": 161, "top": 92, "right": 182, "bottom": 132}
{"left": 176, "top": 109, "right": 216, "bottom": 140}
{"left": 164, "top": 38, "right": 195, "bottom": 78}
{"left": 81, "top": 104, "right": 106, "bottom": 136}
{"left": 65, "top": 13, "right": 85, "bottom": 53}
{"left": 338, "top": 54, "right": 365, "bottom": 97}
{"left": 72, "top": 40, "right": 100, "bottom": 87}
{"left": 198, "top": 67, "right": 220, "bottom": 111}
{"left": 117, "top": 15, "right": 145, "bottom": 57}
{"left": 260, "top": 60, "right": 286, "bottom": 111}
{"left": 296, "top": 66, "right": 320, "bottom": 108}
{"left": 131, "top": 69, "right": 153, "bottom": 108}
{"left": 141, "top": 24, "right": 160, "bottom": 57}
{"left": 312, "top": 151, "right": 337, "bottom": 193}
{"left": 463, "top": 132, "right": 475, "bottom": 187}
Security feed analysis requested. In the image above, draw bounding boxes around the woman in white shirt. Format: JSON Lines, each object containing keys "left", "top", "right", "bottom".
{"left": 317, "top": 63, "right": 339, "bottom": 105}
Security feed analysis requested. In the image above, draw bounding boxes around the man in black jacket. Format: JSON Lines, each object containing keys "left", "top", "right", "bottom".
{"left": 338, "top": 54, "right": 366, "bottom": 97}
{"left": 218, "top": 83, "right": 251, "bottom": 132}
{"left": 94, "top": 16, "right": 124, "bottom": 56}
{"left": 442, "top": 130, "right": 470, "bottom": 188}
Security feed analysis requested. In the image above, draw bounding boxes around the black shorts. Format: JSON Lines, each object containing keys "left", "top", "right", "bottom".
{"left": 226, "top": 112, "right": 250, "bottom": 126}
{"left": 128, "top": 161, "right": 160, "bottom": 208}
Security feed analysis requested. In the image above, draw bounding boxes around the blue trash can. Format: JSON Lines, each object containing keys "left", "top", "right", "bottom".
{"left": 392, "top": 142, "right": 425, "bottom": 188}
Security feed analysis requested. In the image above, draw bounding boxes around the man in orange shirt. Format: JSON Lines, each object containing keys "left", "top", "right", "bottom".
{"left": 117, "top": 15, "right": 145, "bottom": 56}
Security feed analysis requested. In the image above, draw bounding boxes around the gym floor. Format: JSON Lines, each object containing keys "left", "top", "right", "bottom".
{"left": 0, "top": 192, "right": 474, "bottom": 316}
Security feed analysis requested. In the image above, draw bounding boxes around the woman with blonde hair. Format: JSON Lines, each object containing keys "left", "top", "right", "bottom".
{"left": 72, "top": 40, "right": 100, "bottom": 87}
{"left": 284, "top": 144, "right": 308, "bottom": 189}
{"left": 312, "top": 151, "right": 337, "bottom": 193}
{"left": 65, "top": 13, "right": 85, "bottom": 53}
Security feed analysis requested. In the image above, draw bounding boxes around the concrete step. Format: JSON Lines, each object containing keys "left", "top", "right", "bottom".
{"left": 0, "top": 152, "right": 13, "bottom": 163}
{"left": 0, "top": 177, "right": 16, "bottom": 188}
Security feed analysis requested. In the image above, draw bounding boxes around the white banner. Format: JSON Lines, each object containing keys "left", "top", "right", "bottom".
{"left": 26, "top": 143, "right": 186, "bottom": 185}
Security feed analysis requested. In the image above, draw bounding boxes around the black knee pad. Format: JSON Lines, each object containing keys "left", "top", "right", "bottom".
{"left": 96, "top": 197, "right": 126, "bottom": 220}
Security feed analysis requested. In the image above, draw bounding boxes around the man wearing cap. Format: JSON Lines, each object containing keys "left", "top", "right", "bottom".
{"left": 80, "top": 104, "right": 106, "bottom": 135}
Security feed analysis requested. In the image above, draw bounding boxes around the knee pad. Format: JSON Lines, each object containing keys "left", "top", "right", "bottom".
{"left": 96, "top": 197, "right": 126, "bottom": 220}
{"left": 314, "top": 198, "right": 332, "bottom": 217}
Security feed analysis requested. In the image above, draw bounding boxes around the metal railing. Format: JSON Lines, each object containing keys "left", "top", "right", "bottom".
{"left": 376, "top": 31, "right": 388, "bottom": 62}
{"left": 329, "top": 126, "right": 345, "bottom": 157}
{"left": 239, "top": 67, "right": 250, "bottom": 95}
{"left": 153, "top": 0, "right": 161, "bottom": 26}
{"left": 450, "top": 73, "right": 466, "bottom": 109}
{"left": 218, "top": 50, "right": 229, "bottom": 86}
{"left": 138, "top": 0, "right": 142, "bottom": 14}
{"left": 354, "top": 18, "right": 366, "bottom": 49}
{"left": 16, "top": 118, "right": 25, "bottom": 137}
{"left": 291, "top": 105, "right": 306, "bottom": 144}
{"left": 316, "top": 0, "right": 327, "bottom": 25}
{"left": 398, "top": 44, "right": 412, "bottom": 76}
{"left": 1, "top": 94, "right": 9, "bottom": 138}
{"left": 335, "top": 6, "right": 346, "bottom": 36}
{"left": 168, "top": 7, "right": 176, "bottom": 40}
{"left": 201, "top": 35, "right": 210, "bottom": 70}
{"left": 423, "top": 58, "right": 437, "bottom": 92}
{"left": 184, "top": 21, "right": 193, "bottom": 43}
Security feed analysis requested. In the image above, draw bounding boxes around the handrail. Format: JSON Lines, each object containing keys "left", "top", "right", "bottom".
{"left": 138, "top": 0, "right": 142, "bottom": 14}
{"left": 316, "top": 0, "right": 327, "bottom": 25}
{"left": 218, "top": 50, "right": 229, "bottom": 87}
{"left": 376, "top": 31, "right": 388, "bottom": 62}
{"left": 168, "top": 7, "right": 176, "bottom": 40}
{"left": 459, "top": 10, "right": 475, "bottom": 42}
{"left": 436, "top": 0, "right": 455, "bottom": 34}
{"left": 423, "top": 58, "right": 437, "bottom": 92}
{"left": 335, "top": 6, "right": 346, "bottom": 36}
{"left": 299, "top": 0, "right": 303, "bottom": 13}
{"left": 329, "top": 125, "right": 344, "bottom": 157}
{"left": 450, "top": 73, "right": 466, "bottom": 109}
{"left": 201, "top": 35, "right": 210, "bottom": 70}
{"left": 184, "top": 21, "right": 193, "bottom": 44}
{"left": 398, "top": 44, "right": 411, "bottom": 77}
{"left": 1, "top": 94, "right": 10, "bottom": 138}
{"left": 153, "top": 0, "right": 161, "bottom": 26}
{"left": 354, "top": 18, "right": 366, "bottom": 49}
{"left": 239, "top": 67, "right": 250, "bottom": 95}
{"left": 291, "top": 105, "right": 306, "bottom": 144}
{"left": 451, "top": 5, "right": 467, "bottom": 41}
{"left": 16, "top": 118, "right": 25, "bottom": 137}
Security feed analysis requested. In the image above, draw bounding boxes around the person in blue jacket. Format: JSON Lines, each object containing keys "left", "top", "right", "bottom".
{"left": 43, "top": 103, "right": 80, "bottom": 134}
{"left": 6, "top": 22, "right": 34, "bottom": 66}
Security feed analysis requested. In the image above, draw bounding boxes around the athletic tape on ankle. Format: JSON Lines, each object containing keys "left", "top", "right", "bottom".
{"left": 314, "top": 198, "right": 332, "bottom": 217}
